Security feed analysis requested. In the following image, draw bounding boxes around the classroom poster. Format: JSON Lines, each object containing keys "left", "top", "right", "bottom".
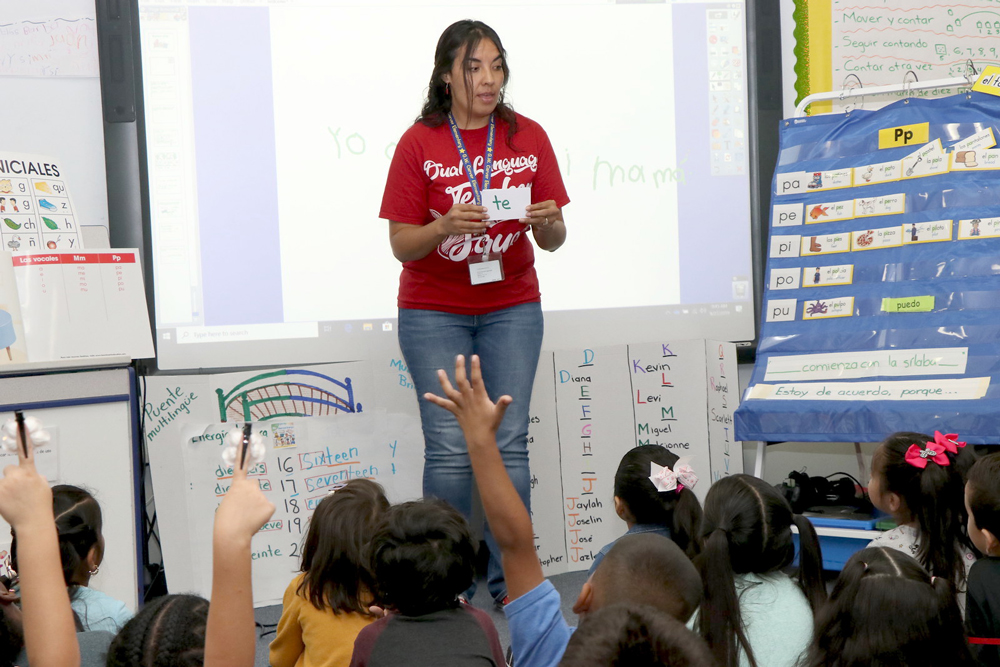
{"left": 0, "top": 252, "right": 28, "bottom": 364}
{"left": 13, "top": 250, "right": 154, "bottom": 361}
{"left": 146, "top": 342, "right": 742, "bottom": 606}
{"left": 0, "top": 153, "right": 86, "bottom": 252}
{"left": 792, "top": 0, "right": 1000, "bottom": 113}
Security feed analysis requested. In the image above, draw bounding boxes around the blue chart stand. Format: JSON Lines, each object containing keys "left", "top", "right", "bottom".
{"left": 736, "top": 92, "right": 1000, "bottom": 444}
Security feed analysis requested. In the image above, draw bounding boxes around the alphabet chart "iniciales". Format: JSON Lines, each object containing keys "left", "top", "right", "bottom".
{"left": 0, "top": 153, "right": 85, "bottom": 253}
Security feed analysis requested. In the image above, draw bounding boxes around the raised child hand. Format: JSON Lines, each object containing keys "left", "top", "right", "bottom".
{"left": 213, "top": 446, "right": 275, "bottom": 546}
{"left": 0, "top": 431, "right": 53, "bottom": 530}
{"left": 424, "top": 354, "right": 512, "bottom": 447}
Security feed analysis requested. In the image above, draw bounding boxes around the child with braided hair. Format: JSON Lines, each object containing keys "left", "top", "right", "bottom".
{"left": 867, "top": 431, "right": 978, "bottom": 611}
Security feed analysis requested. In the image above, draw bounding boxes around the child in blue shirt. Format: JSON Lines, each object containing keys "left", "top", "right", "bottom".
{"left": 425, "top": 355, "right": 703, "bottom": 667}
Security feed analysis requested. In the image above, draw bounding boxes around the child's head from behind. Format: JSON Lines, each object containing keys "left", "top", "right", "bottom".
{"left": 371, "top": 498, "right": 474, "bottom": 616}
{"left": 559, "top": 604, "right": 715, "bottom": 667}
{"left": 699, "top": 474, "right": 815, "bottom": 577}
{"left": 106, "top": 594, "right": 209, "bottom": 667}
{"left": 869, "top": 431, "right": 974, "bottom": 583}
{"left": 966, "top": 452, "right": 1000, "bottom": 557}
{"left": 12, "top": 485, "right": 102, "bottom": 587}
{"left": 0, "top": 580, "right": 23, "bottom": 667}
{"left": 613, "top": 446, "right": 703, "bottom": 558}
{"left": 696, "top": 474, "right": 825, "bottom": 667}
{"left": 298, "top": 479, "right": 389, "bottom": 614}
{"left": 804, "top": 547, "right": 972, "bottom": 667}
{"left": 577, "top": 533, "right": 701, "bottom": 623}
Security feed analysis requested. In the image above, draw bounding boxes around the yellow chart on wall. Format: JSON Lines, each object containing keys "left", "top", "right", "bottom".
{"left": 793, "top": 0, "right": 1000, "bottom": 114}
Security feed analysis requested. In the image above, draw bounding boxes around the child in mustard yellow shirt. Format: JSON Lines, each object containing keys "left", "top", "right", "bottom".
{"left": 270, "top": 480, "right": 390, "bottom": 667}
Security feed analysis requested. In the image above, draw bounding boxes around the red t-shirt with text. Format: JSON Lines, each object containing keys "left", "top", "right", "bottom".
{"left": 380, "top": 113, "right": 570, "bottom": 315}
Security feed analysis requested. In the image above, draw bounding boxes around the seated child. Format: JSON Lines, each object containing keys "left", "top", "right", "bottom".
{"left": 424, "top": 355, "right": 703, "bottom": 667}
{"left": 559, "top": 604, "right": 715, "bottom": 667}
{"left": 867, "top": 431, "right": 977, "bottom": 611}
{"left": 965, "top": 452, "right": 1000, "bottom": 665}
{"left": 590, "top": 444, "right": 702, "bottom": 574}
{"left": 270, "top": 479, "right": 390, "bottom": 667}
{"left": 12, "top": 485, "right": 132, "bottom": 633}
{"left": 349, "top": 499, "right": 505, "bottom": 667}
{"left": 109, "top": 437, "right": 276, "bottom": 667}
{"left": 0, "top": 434, "right": 79, "bottom": 667}
{"left": 803, "top": 547, "right": 973, "bottom": 667}
{"left": 694, "top": 473, "right": 826, "bottom": 667}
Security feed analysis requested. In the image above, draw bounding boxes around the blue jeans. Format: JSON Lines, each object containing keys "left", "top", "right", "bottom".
{"left": 398, "top": 302, "right": 543, "bottom": 601}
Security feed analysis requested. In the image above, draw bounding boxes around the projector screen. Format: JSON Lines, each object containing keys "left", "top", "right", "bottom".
{"left": 137, "top": 0, "right": 754, "bottom": 370}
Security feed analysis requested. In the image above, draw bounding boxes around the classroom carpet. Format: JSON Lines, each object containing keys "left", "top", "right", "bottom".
{"left": 252, "top": 569, "right": 590, "bottom": 666}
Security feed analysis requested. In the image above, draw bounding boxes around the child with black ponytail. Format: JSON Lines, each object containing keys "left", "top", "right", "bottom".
{"left": 867, "top": 431, "right": 977, "bottom": 610}
{"left": 589, "top": 445, "right": 703, "bottom": 574}
{"left": 694, "top": 474, "right": 825, "bottom": 667}
{"left": 11, "top": 484, "right": 131, "bottom": 633}
{"left": 803, "top": 547, "right": 973, "bottom": 667}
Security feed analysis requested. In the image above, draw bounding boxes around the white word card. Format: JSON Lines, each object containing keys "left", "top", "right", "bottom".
{"left": 481, "top": 187, "right": 531, "bottom": 222}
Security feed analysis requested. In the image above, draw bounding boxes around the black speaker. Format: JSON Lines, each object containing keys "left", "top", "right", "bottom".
{"left": 96, "top": 0, "right": 137, "bottom": 123}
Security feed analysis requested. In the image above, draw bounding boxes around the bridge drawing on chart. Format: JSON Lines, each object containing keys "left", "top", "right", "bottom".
{"left": 216, "top": 369, "right": 361, "bottom": 422}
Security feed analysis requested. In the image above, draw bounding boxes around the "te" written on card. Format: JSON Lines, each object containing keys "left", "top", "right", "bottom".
{"left": 481, "top": 187, "right": 531, "bottom": 222}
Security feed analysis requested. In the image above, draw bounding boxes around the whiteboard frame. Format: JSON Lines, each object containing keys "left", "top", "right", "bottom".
{"left": 0, "top": 366, "right": 142, "bottom": 612}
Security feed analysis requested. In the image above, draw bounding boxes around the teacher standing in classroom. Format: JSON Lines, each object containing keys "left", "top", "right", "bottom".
{"left": 380, "top": 19, "right": 569, "bottom": 604}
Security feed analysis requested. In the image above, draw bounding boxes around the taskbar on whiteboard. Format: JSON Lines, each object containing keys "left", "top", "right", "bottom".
{"left": 155, "top": 320, "right": 401, "bottom": 371}
{"left": 154, "top": 301, "right": 754, "bottom": 371}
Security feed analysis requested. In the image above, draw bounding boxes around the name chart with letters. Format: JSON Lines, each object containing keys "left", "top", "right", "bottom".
{"left": 146, "top": 340, "right": 742, "bottom": 605}
{"left": 737, "top": 91, "right": 1000, "bottom": 443}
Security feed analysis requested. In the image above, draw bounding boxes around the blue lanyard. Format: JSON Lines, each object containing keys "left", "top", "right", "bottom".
{"left": 446, "top": 112, "right": 495, "bottom": 205}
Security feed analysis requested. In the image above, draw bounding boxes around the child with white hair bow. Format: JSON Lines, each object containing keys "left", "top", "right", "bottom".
{"left": 589, "top": 445, "right": 704, "bottom": 575}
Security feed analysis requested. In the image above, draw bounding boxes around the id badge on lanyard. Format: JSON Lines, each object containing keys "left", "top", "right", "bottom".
{"left": 447, "top": 113, "right": 504, "bottom": 285}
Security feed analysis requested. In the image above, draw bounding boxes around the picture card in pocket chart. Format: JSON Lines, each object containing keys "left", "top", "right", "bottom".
{"left": 0, "top": 153, "right": 85, "bottom": 253}
{"left": 12, "top": 250, "right": 154, "bottom": 361}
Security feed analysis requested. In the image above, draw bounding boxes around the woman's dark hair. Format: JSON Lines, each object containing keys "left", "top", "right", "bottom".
{"left": 370, "top": 499, "right": 475, "bottom": 616}
{"left": 965, "top": 452, "right": 1000, "bottom": 542}
{"left": 559, "top": 604, "right": 715, "bottom": 667}
{"left": 874, "top": 431, "right": 976, "bottom": 589}
{"left": 297, "top": 479, "right": 389, "bottom": 614}
{"left": 12, "top": 485, "right": 102, "bottom": 589}
{"left": 694, "top": 474, "right": 825, "bottom": 667}
{"left": 803, "top": 547, "right": 973, "bottom": 667}
{"left": 614, "top": 446, "right": 703, "bottom": 559}
{"left": 418, "top": 19, "right": 519, "bottom": 145}
{"left": 106, "top": 594, "right": 209, "bottom": 667}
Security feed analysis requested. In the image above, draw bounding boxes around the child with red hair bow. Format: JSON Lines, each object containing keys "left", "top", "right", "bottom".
{"left": 867, "top": 431, "right": 978, "bottom": 613}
